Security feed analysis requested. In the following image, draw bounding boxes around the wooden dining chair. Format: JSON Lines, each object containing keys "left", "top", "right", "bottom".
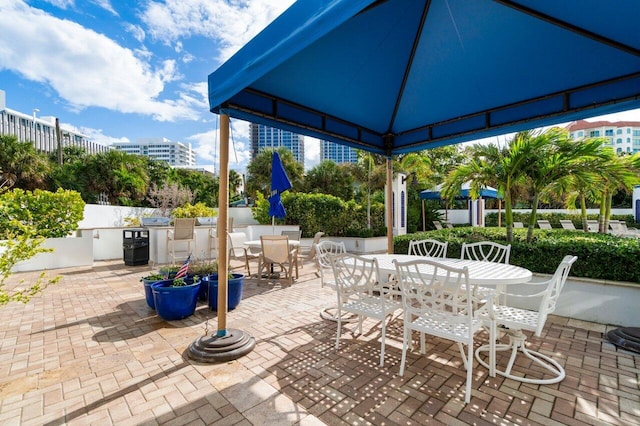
{"left": 393, "top": 257, "right": 494, "bottom": 404}
{"left": 331, "top": 253, "right": 402, "bottom": 367}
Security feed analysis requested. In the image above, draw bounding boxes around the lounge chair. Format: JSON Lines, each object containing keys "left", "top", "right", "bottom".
{"left": 537, "top": 220, "right": 553, "bottom": 230}
{"left": 559, "top": 220, "right": 576, "bottom": 230}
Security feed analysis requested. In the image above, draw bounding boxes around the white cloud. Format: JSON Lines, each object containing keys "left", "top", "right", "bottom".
{"left": 304, "top": 137, "right": 321, "bottom": 170}
{"left": 92, "top": 0, "right": 117, "bottom": 16}
{"left": 140, "top": 0, "right": 295, "bottom": 61}
{"left": 189, "top": 118, "right": 252, "bottom": 170}
{"left": 62, "top": 123, "right": 130, "bottom": 146}
{"left": 125, "top": 23, "right": 146, "bottom": 43}
{"left": 0, "top": 1, "right": 202, "bottom": 122}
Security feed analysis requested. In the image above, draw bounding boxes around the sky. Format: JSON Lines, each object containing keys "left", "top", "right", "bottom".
{"left": 1, "top": 0, "right": 639, "bottom": 174}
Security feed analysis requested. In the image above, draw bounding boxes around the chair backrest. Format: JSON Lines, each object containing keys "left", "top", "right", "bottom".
{"left": 445, "top": 222, "right": 454, "bottom": 229}
{"left": 261, "top": 235, "right": 291, "bottom": 264}
{"left": 330, "top": 253, "right": 382, "bottom": 304}
{"left": 537, "top": 219, "right": 553, "bottom": 230}
{"left": 586, "top": 219, "right": 598, "bottom": 232}
{"left": 432, "top": 220, "right": 444, "bottom": 230}
{"left": 408, "top": 238, "right": 448, "bottom": 258}
{"left": 315, "top": 240, "right": 346, "bottom": 284}
{"left": 281, "top": 230, "right": 302, "bottom": 241}
{"left": 304, "top": 231, "right": 325, "bottom": 260}
{"left": 513, "top": 222, "right": 524, "bottom": 228}
{"left": 559, "top": 220, "right": 576, "bottom": 230}
{"left": 172, "top": 218, "right": 196, "bottom": 239}
{"left": 228, "top": 232, "right": 249, "bottom": 257}
{"left": 461, "top": 241, "right": 511, "bottom": 264}
{"left": 535, "top": 255, "right": 578, "bottom": 335}
{"left": 394, "top": 258, "right": 472, "bottom": 320}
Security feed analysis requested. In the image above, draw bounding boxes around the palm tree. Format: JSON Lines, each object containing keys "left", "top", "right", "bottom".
{"left": 519, "top": 128, "right": 615, "bottom": 242}
{"left": 0, "top": 135, "right": 50, "bottom": 190}
{"left": 442, "top": 133, "right": 535, "bottom": 242}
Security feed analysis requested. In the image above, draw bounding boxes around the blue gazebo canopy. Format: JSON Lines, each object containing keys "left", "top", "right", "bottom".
{"left": 208, "top": 0, "right": 640, "bottom": 156}
{"left": 420, "top": 183, "right": 501, "bottom": 200}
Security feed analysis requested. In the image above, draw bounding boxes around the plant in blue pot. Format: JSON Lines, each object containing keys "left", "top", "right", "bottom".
{"left": 188, "top": 261, "right": 219, "bottom": 302}
{"left": 208, "top": 272, "right": 245, "bottom": 311}
{"left": 151, "top": 255, "right": 201, "bottom": 321}
{"left": 140, "top": 272, "right": 165, "bottom": 309}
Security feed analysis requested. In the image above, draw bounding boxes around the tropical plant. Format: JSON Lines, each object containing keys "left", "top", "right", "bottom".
{"left": 0, "top": 188, "right": 85, "bottom": 239}
{"left": 146, "top": 182, "right": 194, "bottom": 216}
{"left": 0, "top": 134, "right": 51, "bottom": 190}
{"left": 245, "top": 148, "right": 304, "bottom": 199}
{"left": 171, "top": 202, "right": 217, "bottom": 218}
{"left": 303, "top": 160, "right": 354, "bottom": 200}
{"left": 0, "top": 222, "right": 60, "bottom": 307}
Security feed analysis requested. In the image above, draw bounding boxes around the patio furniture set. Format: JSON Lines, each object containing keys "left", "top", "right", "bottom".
{"left": 316, "top": 239, "right": 577, "bottom": 404}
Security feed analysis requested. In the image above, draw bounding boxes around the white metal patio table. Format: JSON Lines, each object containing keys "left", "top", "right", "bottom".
{"left": 361, "top": 254, "right": 535, "bottom": 381}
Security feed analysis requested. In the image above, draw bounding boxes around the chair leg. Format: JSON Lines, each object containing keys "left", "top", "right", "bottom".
{"left": 335, "top": 313, "right": 342, "bottom": 350}
{"left": 399, "top": 324, "right": 409, "bottom": 376}
{"left": 380, "top": 316, "right": 386, "bottom": 367}
{"left": 464, "top": 341, "right": 473, "bottom": 404}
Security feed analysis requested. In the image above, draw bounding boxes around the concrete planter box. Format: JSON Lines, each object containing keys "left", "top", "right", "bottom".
{"left": 326, "top": 236, "right": 387, "bottom": 254}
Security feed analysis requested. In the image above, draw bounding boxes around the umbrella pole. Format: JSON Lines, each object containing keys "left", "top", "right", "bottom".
{"left": 187, "top": 112, "right": 255, "bottom": 362}
{"left": 386, "top": 157, "right": 393, "bottom": 254}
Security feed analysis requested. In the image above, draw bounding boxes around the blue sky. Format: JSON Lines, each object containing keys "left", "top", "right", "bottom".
{"left": 1, "top": 0, "right": 639, "bottom": 174}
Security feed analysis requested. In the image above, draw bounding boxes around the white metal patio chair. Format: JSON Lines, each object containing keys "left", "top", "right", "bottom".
{"left": 408, "top": 238, "right": 448, "bottom": 258}
{"left": 331, "top": 253, "right": 402, "bottom": 367}
{"left": 393, "top": 258, "right": 494, "bottom": 404}
{"left": 315, "top": 240, "right": 355, "bottom": 322}
{"left": 461, "top": 241, "right": 511, "bottom": 264}
{"left": 475, "top": 255, "right": 578, "bottom": 385}
{"left": 258, "top": 235, "right": 299, "bottom": 285}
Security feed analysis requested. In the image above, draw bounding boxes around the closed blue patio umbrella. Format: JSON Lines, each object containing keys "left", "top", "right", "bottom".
{"left": 268, "top": 152, "right": 292, "bottom": 229}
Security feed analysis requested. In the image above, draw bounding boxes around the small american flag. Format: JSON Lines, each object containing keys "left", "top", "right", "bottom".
{"left": 174, "top": 254, "right": 192, "bottom": 279}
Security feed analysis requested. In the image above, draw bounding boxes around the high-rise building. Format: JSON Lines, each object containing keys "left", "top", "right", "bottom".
{"left": 566, "top": 119, "right": 640, "bottom": 154}
{"left": 320, "top": 140, "right": 358, "bottom": 163}
{"left": 0, "top": 89, "right": 110, "bottom": 155}
{"left": 112, "top": 138, "right": 196, "bottom": 166}
{"left": 250, "top": 123, "right": 305, "bottom": 164}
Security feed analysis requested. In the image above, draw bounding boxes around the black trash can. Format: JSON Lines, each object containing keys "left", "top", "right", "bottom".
{"left": 123, "top": 228, "right": 149, "bottom": 266}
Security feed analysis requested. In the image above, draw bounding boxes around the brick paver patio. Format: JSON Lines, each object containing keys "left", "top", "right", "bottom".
{"left": 0, "top": 259, "right": 638, "bottom": 425}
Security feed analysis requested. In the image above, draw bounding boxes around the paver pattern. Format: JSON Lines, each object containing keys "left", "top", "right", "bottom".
{"left": 0, "top": 259, "right": 638, "bottom": 425}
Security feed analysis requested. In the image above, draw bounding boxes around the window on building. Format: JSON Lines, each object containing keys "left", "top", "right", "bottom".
{"left": 634, "top": 130, "right": 640, "bottom": 137}
{"left": 605, "top": 129, "right": 614, "bottom": 136}
{"left": 616, "top": 138, "right": 622, "bottom": 144}
{"left": 616, "top": 129, "right": 622, "bottom": 134}
{"left": 590, "top": 130, "right": 600, "bottom": 137}
{"left": 577, "top": 131, "right": 583, "bottom": 137}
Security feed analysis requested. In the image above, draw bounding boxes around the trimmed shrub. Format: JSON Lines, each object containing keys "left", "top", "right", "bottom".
{"left": 394, "top": 226, "right": 640, "bottom": 284}
{"left": 0, "top": 189, "right": 85, "bottom": 239}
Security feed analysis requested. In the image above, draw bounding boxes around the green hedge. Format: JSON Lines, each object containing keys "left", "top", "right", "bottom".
{"left": 0, "top": 189, "right": 85, "bottom": 239}
{"left": 251, "top": 192, "right": 386, "bottom": 237}
{"left": 393, "top": 227, "right": 640, "bottom": 284}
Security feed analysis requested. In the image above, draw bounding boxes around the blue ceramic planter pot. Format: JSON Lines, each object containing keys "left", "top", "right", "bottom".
{"left": 151, "top": 279, "right": 201, "bottom": 321}
{"left": 208, "top": 273, "right": 244, "bottom": 311}
{"left": 141, "top": 277, "right": 164, "bottom": 309}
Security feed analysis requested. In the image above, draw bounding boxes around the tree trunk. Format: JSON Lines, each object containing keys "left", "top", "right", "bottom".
{"left": 526, "top": 193, "right": 540, "bottom": 243}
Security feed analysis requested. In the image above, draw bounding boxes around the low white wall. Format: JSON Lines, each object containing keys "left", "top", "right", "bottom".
{"left": 78, "top": 205, "right": 259, "bottom": 229}
{"left": 10, "top": 231, "right": 94, "bottom": 272}
{"left": 324, "top": 236, "right": 387, "bottom": 254}
{"left": 503, "top": 275, "right": 640, "bottom": 327}
{"left": 443, "top": 208, "right": 634, "bottom": 225}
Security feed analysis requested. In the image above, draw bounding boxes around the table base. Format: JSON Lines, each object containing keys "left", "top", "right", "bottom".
{"left": 475, "top": 329, "right": 565, "bottom": 384}
{"left": 320, "top": 307, "right": 359, "bottom": 323}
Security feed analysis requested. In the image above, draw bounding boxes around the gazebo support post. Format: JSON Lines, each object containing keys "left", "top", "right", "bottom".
{"left": 386, "top": 158, "right": 393, "bottom": 254}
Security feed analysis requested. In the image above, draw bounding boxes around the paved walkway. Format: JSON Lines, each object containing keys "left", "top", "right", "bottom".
{"left": 0, "top": 259, "right": 638, "bottom": 425}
